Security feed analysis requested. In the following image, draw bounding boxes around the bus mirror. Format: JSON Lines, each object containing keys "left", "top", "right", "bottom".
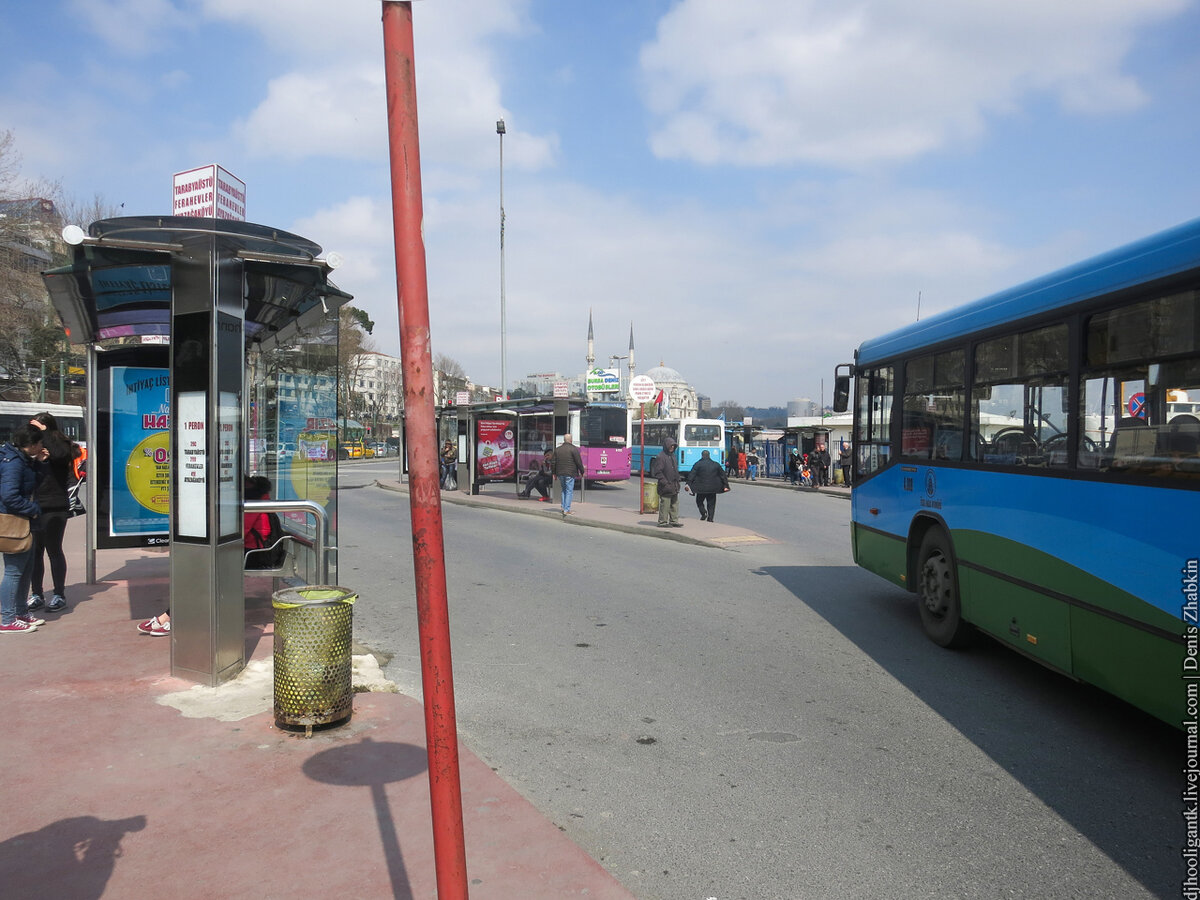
{"left": 833, "top": 366, "right": 852, "bottom": 412}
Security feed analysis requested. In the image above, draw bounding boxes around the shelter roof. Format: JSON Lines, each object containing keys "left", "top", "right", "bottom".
{"left": 41, "top": 216, "right": 351, "bottom": 351}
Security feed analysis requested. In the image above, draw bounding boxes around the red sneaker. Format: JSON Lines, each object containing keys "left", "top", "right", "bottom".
{"left": 0, "top": 619, "right": 38, "bottom": 634}
{"left": 16, "top": 614, "right": 46, "bottom": 626}
{"left": 137, "top": 617, "right": 171, "bottom": 636}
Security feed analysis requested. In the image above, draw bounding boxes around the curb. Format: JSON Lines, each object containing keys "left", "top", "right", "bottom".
{"left": 374, "top": 479, "right": 737, "bottom": 548}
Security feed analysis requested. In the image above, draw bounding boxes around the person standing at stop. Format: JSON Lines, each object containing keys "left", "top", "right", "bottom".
{"left": 551, "top": 434, "right": 585, "bottom": 517}
{"left": 651, "top": 438, "right": 682, "bottom": 527}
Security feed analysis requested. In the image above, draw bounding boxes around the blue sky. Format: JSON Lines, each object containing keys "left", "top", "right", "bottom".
{"left": 3, "top": 0, "right": 1199, "bottom": 406}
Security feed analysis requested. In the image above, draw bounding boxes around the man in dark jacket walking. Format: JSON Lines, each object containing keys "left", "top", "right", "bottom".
{"left": 551, "top": 434, "right": 585, "bottom": 516}
{"left": 650, "top": 438, "right": 682, "bottom": 527}
{"left": 685, "top": 449, "right": 729, "bottom": 522}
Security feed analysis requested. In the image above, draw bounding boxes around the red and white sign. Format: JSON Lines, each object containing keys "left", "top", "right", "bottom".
{"left": 455, "top": 391, "right": 470, "bottom": 406}
{"left": 1128, "top": 392, "right": 1146, "bottom": 419}
{"left": 553, "top": 381, "right": 569, "bottom": 398}
{"left": 629, "top": 375, "right": 656, "bottom": 404}
{"left": 173, "top": 164, "right": 246, "bottom": 220}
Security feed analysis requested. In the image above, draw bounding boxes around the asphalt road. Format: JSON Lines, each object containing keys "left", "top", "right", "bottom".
{"left": 340, "top": 459, "right": 1181, "bottom": 900}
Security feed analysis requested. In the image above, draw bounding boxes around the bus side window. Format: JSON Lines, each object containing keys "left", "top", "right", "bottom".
{"left": 902, "top": 350, "right": 963, "bottom": 461}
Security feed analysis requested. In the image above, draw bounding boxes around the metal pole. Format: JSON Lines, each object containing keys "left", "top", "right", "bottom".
{"left": 638, "top": 413, "right": 646, "bottom": 514}
{"left": 497, "top": 118, "right": 507, "bottom": 400}
{"left": 381, "top": 4, "right": 469, "bottom": 897}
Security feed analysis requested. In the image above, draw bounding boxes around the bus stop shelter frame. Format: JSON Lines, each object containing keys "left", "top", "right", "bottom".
{"left": 42, "top": 216, "right": 351, "bottom": 686}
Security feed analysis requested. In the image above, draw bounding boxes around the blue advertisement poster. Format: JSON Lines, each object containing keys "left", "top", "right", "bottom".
{"left": 110, "top": 366, "right": 171, "bottom": 536}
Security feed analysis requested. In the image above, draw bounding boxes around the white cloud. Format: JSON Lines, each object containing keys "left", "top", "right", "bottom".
{"left": 640, "top": 0, "right": 1188, "bottom": 168}
{"left": 238, "top": 65, "right": 387, "bottom": 161}
{"left": 223, "top": 0, "right": 557, "bottom": 172}
{"left": 66, "top": 0, "right": 190, "bottom": 56}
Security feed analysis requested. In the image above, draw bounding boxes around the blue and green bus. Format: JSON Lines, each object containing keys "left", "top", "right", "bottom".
{"left": 835, "top": 218, "right": 1200, "bottom": 726}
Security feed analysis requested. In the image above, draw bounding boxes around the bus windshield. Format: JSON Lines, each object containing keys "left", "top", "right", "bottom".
{"left": 581, "top": 406, "right": 628, "bottom": 448}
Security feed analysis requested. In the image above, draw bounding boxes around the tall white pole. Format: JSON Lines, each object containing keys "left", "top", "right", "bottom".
{"left": 497, "top": 118, "right": 507, "bottom": 400}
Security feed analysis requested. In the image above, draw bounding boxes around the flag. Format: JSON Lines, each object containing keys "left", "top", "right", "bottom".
{"left": 717, "top": 411, "right": 725, "bottom": 421}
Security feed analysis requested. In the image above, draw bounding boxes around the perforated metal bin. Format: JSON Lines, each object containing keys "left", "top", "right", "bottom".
{"left": 272, "top": 586, "right": 356, "bottom": 732}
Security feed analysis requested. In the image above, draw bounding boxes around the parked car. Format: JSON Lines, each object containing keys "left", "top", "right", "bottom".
{"left": 370, "top": 442, "right": 392, "bottom": 457}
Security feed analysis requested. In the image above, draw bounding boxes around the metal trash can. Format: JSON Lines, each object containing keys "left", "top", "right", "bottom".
{"left": 642, "top": 480, "right": 659, "bottom": 512}
{"left": 273, "top": 586, "right": 356, "bottom": 733}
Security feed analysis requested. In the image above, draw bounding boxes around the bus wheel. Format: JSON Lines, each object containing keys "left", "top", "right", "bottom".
{"left": 916, "top": 530, "right": 972, "bottom": 648}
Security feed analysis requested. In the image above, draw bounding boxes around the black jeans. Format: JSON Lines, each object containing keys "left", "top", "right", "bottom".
{"left": 32, "top": 514, "right": 68, "bottom": 597}
{"left": 695, "top": 493, "right": 716, "bottom": 521}
{"left": 522, "top": 473, "right": 551, "bottom": 498}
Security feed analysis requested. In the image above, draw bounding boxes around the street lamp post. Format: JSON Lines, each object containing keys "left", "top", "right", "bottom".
{"left": 496, "top": 117, "right": 507, "bottom": 400}
{"left": 609, "top": 354, "right": 629, "bottom": 399}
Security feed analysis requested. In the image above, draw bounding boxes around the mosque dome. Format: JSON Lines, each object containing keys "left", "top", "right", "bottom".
{"left": 644, "top": 364, "right": 687, "bottom": 386}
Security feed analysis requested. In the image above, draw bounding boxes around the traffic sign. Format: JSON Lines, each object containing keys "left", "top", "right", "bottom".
{"left": 629, "top": 375, "right": 656, "bottom": 404}
{"left": 1128, "top": 392, "right": 1146, "bottom": 418}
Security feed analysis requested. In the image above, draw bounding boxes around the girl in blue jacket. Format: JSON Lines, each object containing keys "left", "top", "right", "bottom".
{"left": 0, "top": 424, "right": 47, "bottom": 633}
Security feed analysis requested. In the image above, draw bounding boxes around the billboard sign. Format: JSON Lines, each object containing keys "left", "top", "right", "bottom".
{"left": 110, "top": 366, "right": 171, "bottom": 537}
{"left": 475, "top": 419, "right": 515, "bottom": 481}
{"left": 629, "top": 375, "right": 656, "bottom": 404}
{"left": 586, "top": 367, "right": 620, "bottom": 393}
{"left": 173, "top": 164, "right": 246, "bottom": 220}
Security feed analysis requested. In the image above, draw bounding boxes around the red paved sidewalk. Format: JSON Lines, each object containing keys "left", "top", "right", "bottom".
{"left": 0, "top": 524, "right": 636, "bottom": 899}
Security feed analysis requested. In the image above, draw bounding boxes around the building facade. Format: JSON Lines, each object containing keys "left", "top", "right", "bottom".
{"left": 351, "top": 350, "right": 403, "bottom": 433}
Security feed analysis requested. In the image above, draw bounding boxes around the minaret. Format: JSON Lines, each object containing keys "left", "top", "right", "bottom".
{"left": 628, "top": 322, "right": 635, "bottom": 377}
{"left": 587, "top": 309, "right": 595, "bottom": 370}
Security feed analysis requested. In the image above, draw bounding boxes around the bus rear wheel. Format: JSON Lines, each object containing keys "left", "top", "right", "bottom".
{"left": 916, "top": 529, "right": 972, "bottom": 648}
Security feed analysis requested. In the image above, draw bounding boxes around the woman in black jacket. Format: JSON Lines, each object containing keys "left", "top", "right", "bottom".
{"left": 28, "top": 413, "right": 82, "bottom": 613}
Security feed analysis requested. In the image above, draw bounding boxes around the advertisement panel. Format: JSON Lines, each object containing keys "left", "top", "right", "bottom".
{"left": 476, "top": 418, "right": 516, "bottom": 481}
{"left": 586, "top": 367, "right": 620, "bottom": 393}
{"left": 172, "top": 164, "right": 246, "bottom": 220}
{"left": 110, "top": 366, "right": 171, "bottom": 536}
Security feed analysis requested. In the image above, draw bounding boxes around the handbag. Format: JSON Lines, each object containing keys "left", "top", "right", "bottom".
{"left": 66, "top": 480, "right": 86, "bottom": 518}
{"left": 0, "top": 513, "right": 32, "bottom": 553}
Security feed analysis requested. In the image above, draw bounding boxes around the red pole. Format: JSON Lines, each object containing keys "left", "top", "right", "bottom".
{"left": 380, "top": 4, "right": 469, "bottom": 897}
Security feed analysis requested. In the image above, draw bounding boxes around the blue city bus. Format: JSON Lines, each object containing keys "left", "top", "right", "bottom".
{"left": 630, "top": 417, "right": 725, "bottom": 474}
{"left": 835, "top": 218, "right": 1200, "bottom": 726}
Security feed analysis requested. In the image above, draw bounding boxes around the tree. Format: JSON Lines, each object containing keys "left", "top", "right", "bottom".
{"left": 0, "top": 131, "right": 121, "bottom": 401}
{"left": 433, "top": 353, "right": 468, "bottom": 407}
{"left": 713, "top": 400, "right": 746, "bottom": 421}
{"left": 0, "top": 133, "right": 65, "bottom": 400}
{"left": 433, "top": 353, "right": 465, "bottom": 378}
{"left": 337, "top": 305, "right": 375, "bottom": 421}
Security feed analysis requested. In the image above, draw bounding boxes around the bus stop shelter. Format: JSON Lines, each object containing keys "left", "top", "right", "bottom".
{"left": 42, "top": 216, "right": 351, "bottom": 685}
